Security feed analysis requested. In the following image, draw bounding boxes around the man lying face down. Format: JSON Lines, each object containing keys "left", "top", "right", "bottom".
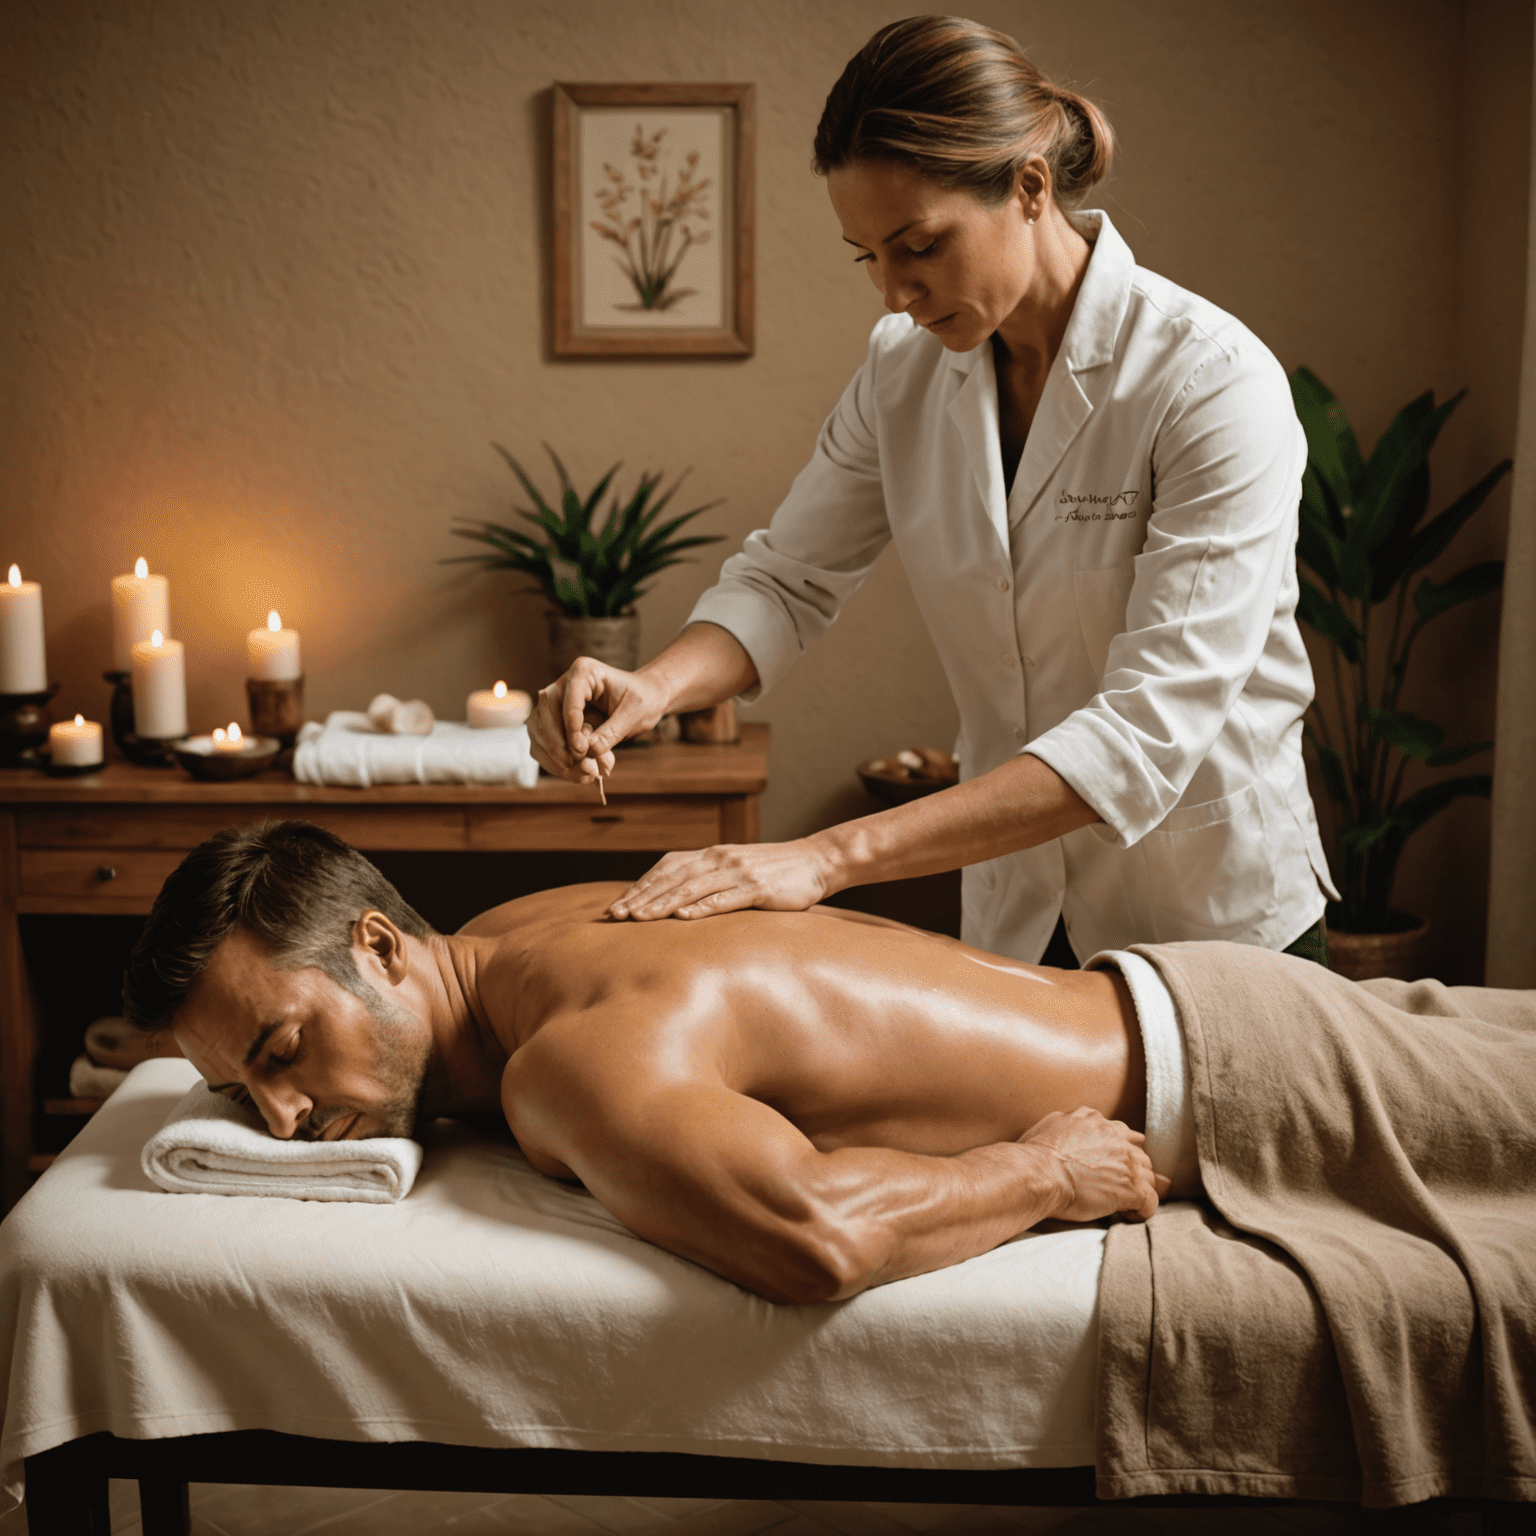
{"left": 124, "top": 820, "right": 1191, "bottom": 1304}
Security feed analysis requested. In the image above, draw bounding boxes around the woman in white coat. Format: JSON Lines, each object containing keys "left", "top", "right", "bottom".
{"left": 529, "top": 15, "right": 1338, "bottom": 967}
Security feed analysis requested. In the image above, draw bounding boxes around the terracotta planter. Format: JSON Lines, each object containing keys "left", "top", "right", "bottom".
{"left": 1326, "top": 912, "right": 1431, "bottom": 982}
{"left": 545, "top": 610, "right": 640, "bottom": 679}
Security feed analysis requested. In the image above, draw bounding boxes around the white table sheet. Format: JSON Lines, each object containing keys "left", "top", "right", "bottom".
{"left": 0, "top": 1060, "right": 1105, "bottom": 1509}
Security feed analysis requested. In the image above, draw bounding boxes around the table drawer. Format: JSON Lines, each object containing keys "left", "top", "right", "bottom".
{"left": 19, "top": 848, "right": 182, "bottom": 909}
{"left": 468, "top": 798, "right": 721, "bottom": 851}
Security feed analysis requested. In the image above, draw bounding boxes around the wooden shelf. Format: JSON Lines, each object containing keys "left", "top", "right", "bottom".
{"left": 44, "top": 1096, "right": 105, "bottom": 1116}
{"left": 27, "top": 1154, "right": 56, "bottom": 1172}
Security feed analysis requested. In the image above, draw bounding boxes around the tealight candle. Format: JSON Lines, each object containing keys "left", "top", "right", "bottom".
{"left": 211, "top": 723, "right": 246, "bottom": 753}
{"left": 247, "top": 610, "right": 301, "bottom": 681}
{"left": 110, "top": 557, "right": 170, "bottom": 671}
{"left": 49, "top": 714, "right": 103, "bottom": 767}
{"left": 0, "top": 564, "right": 47, "bottom": 694}
{"left": 130, "top": 630, "right": 188, "bottom": 739}
{"left": 467, "top": 679, "right": 532, "bottom": 728}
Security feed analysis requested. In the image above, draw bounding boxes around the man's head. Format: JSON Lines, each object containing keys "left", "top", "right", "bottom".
{"left": 123, "top": 821, "right": 438, "bottom": 1139}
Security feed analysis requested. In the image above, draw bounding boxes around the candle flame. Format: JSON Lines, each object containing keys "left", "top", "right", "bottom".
{"left": 493, "top": 680, "right": 507, "bottom": 698}
{"left": 134, "top": 557, "right": 148, "bottom": 579}
{"left": 150, "top": 629, "right": 163, "bottom": 648}
{"left": 6, "top": 565, "right": 18, "bottom": 588}
{"left": 213, "top": 728, "right": 226, "bottom": 743}
{"left": 228, "top": 722, "right": 242, "bottom": 743}
{"left": 267, "top": 610, "right": 281, "bottom": 632}
{"left": 74, "top": 714, "right": 84, "bottom": 727}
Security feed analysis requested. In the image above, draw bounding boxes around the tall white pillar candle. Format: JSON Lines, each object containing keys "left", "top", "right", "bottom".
{"left": 247, "top": 610, "right": 301, "bottom": 680}
{"left": 130, "top": 630, "right": 187, "bottom": 738}
{"left": 111, "top": 557, "right": 171, "bottom": 671}
{"left": 49, "top": 715, "right": 104, "bottom": 767}
{"left": 0, "top": 565, "right": 47, "bottom": 694}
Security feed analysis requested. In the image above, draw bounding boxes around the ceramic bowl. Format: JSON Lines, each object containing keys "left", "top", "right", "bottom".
{"left": 856, "top": 751, "right": 960, "bottom": 805}
{"left": 170, "top": 734, "right": 283, "bottom": 781}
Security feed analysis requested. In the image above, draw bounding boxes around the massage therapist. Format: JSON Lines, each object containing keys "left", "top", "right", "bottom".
{"left": 530, "top": 15, "right": 1338, "bottom": 966}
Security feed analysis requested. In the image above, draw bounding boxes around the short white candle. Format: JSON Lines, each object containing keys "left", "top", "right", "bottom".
{"left": 211, "top": 723, "right": 246, "bottom": 754}
{"left": 49, "top": 714, "right": 103, "bottom": 767}
{"left": 0, "top": 564, "right": 47, "bottom": 694}
{"left": 247, "top": 610, "right": 301, "bottom": 681}
{"left": 130, "top": 629, "right": 188, "bottom": 739}
{"left": 110, "top": 557, "right": 170, "bottom": 672}
{"left": 467, "top": 679, "right": 532, "bottom": 728}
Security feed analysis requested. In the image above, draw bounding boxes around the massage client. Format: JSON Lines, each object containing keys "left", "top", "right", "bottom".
{"left": 125, "top": 822, "right": 1193, "bottom": 1302}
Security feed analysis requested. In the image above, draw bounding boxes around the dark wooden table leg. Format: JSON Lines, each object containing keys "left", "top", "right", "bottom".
{"left": 139, "top": 1474, "right": 192, "bottom": 1535}
{"left": 24, "top": 1441, "right": 111, "bottom": 1534}
{"left": 0, "top": 810, "right": 39, "bottom": 1213}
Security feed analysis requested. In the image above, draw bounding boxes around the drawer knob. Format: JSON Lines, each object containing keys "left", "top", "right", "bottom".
{"left": 96, "top": 864, "right": 117, "bottom": 883}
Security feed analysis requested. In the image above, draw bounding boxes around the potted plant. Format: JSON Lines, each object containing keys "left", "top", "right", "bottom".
{"left": 1289, "top": 368, "right": 1508, "bottom": 980}
{"left": 448, "top": 444, "right": 722, "bottom": 678}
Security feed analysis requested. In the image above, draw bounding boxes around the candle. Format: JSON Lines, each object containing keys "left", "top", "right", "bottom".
{"left": 49, "top": 714, "right": 103, "bottom": 767}
{"left": 110, "top": 557, "right": 170, "bottom": 671}
{"left": 247, "top": 610, "right": 301, "bottom": 681}
{"left": 0, "top": 564, "right": 47, "bottom": 694}
{"left": 130, "top": 630, "right": 187, "bottom": 739}
{"left": 211, "top": 723, "right": 246, "bottom": 754}
{"left": 467, "top": 679, "right": 532, "bottom": 728}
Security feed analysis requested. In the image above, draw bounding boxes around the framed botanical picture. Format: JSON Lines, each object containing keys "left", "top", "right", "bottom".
{"left": 552, "top": 82, "right": 755, "bottom": 357}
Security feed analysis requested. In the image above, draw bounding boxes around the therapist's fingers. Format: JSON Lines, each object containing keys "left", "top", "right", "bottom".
{"left": 529, "top": 665, "right": 623, "bottom": 783}
{"left": 608, "top": 840, "right": 833, "bottom": 921}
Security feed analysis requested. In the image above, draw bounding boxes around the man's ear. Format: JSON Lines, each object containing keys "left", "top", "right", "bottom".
{"left": 353, "top": 910, "right": 409, "bottom": 986}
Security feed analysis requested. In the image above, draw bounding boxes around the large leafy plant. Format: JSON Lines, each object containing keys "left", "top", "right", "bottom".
{"left": 1290, "top": 368, "right": 1508, "bottom": 932}
{"left": 448, "top": 443, "right": 722, "bottom": 618}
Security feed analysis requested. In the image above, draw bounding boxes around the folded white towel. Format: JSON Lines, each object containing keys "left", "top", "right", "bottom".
{"left": 293, "top": 711, "right": 540, "bottom": 789}
{"left": 141, "top": 1082, "right": 423, "bottom": 1203}
{"left": 69, "top": 1053, "right": 128, "bottom": 1099}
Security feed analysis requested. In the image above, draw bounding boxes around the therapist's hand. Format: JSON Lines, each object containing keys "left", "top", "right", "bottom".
{"left": 608, "top": 836, "right": 839, "bottom": 921}
{"left": 528, "top": 659, "right": 669, "bottom": 786}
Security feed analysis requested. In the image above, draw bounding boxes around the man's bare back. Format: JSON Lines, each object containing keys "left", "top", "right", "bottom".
{"left": 457, "top": 884, "right": 1157, "bottom": 1301}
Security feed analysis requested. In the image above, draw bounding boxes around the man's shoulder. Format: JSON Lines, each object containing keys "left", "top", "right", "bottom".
{"left": 456, "top": 882, "right": 627, "bottom": 938}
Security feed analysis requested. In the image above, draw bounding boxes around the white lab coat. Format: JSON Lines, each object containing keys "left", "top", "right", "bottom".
{"left": 689, "top": 211, "right": 1338, "bottom": 963}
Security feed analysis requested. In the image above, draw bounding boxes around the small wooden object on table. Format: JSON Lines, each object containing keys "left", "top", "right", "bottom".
{"left": 0, "top": 724, "right": 768, "bottom": 1210}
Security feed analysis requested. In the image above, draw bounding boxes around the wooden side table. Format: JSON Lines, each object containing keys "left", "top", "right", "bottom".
{"left": 0, "top": 725, "right": 767, "bottom": 1210}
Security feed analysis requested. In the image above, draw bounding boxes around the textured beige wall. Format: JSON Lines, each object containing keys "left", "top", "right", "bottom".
{"left": 1, "top": 0, "right": 1528, "bottom": 976}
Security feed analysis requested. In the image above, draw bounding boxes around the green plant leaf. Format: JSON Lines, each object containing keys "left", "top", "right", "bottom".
{"left": 1296, "top": 495, "right": 1343, "bottom": 587}
{"left": 1387, "top": 774, "right": 1492, "bottom": 838}
{"left": 1425, "top": 739, "right": 1493, "bottom": 767}
{"left": 1413, "top": 560, "right": 1504, "bottom": 622}
{"left": 542, "top": 442, "right": 575, "bottom": 499}
{"left": 1352, "top": 389, "right": 1462, "bottom": 558}
{"left": 1290, "top": 368, "right": 1363, "bottom": 508}
{"left": 1359, "top": 706, "right": 1443, "bottom": 762}
{"left": 1339, "top": 815, "right": 1395, "bottom": 853}
{"left": 1406, "top": 458, "right": 1512, "bottom": 576}
{"left": 1368, "top": 460, "right": 1430, "bottom": 602}
{"left": 1296, "top": 578, "right": 1362, "bottom": 662}
{"left": 492, "top": 444, "right": 558, "bottom": 521}
{"left": 1308, "top": 737, "right": 1351, "bottom": 809}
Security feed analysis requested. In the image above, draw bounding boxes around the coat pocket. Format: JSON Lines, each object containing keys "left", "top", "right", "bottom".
{"left": 1074, "top": 560, "right": 1136, "bottom": 682}
{"left": 1141, "top": 782, "right": 1280, "bottom": 937}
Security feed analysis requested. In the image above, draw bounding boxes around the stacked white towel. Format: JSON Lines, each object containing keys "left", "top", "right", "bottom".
{"left": 141, "top": 1082, "right": 423, "bottom": 1203}
{"left": 293, "top": 711, "right": 540, "bottom": 789}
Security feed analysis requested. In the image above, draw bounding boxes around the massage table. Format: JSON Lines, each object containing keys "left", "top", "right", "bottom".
{"left": 0, "top": 1062, "right": 1510, "bottom": 1535}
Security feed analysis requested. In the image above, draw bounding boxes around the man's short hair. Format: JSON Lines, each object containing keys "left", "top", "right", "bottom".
{"left": 122, "top": 820, "right": 435, "bottom": 1033}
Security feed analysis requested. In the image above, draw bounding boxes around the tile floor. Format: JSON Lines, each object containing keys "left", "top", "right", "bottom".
{"left": 0, "top": 1481, "right": 1487, "bottom": 1535}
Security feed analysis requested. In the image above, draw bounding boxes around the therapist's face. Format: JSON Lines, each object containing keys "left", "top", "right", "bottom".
{"left": 172, "top": 925, "right": 432, "bottom": 1141}
{"left": 828, "top": 159, "right": 1038, "bottom": 352}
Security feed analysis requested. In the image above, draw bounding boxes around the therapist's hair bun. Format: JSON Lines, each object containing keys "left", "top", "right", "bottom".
{"left": 814, "top": 16, "right": 1114, "bottom": 210}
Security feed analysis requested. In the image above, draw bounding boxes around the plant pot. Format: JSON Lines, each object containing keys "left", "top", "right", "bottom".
{"left": 546, "top": 610, "right": 640, "bottom": 679}
{"left": 1326, "top": 911, "right": 1431, "bottom": 982}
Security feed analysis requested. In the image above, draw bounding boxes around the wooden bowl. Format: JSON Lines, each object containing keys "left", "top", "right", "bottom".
{"left": 170, "top": 735, "right": 283, "bottom": 781}
{"left": 857, "top": 750, "right": 960, "bottom": 804}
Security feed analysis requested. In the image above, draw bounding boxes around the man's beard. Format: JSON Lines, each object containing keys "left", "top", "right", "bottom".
{"left": 298, "top": 984, "right": 440, "bottom": 1140}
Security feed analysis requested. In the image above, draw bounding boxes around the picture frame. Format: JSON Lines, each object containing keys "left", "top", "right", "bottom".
{"left": 552, "top": 82, "right": 755, "bottom": 357}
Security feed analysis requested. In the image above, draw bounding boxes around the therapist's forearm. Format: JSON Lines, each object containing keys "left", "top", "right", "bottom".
{"left": 637, "top": 622, "right": 759, "bottom": 713}
{"left": 811, "top": 754, "right": 1100, "bottom": 892}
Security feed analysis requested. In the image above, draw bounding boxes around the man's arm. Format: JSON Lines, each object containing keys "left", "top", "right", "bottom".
{"left": 503, "top": 1036, "right": 1166, "bottom": 1304}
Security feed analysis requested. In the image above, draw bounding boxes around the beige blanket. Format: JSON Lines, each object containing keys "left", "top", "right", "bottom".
{"left": 1096, "top": 942, "right": 1536, "bottom": 1508}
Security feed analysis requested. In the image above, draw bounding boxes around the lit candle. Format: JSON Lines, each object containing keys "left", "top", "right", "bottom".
{"left": 130, "top": 629, "right": 188, "bottom": 739}
{"left": 49, "top": 714, "right": 103, "bottom": 767}
{"left": 211, "top": 723, "right": 245, "bottom": 754}
{"left": 0, "top": 564, "right": 47, "bottom": 694}
{"left": 110, "top": 557, "right": 170, "bottom": 671}
{"left": 247, "top": 610, "right": 301, "bottom": 681}
{"left": 467, "top": 679, "right": 532, "bottom": 728}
